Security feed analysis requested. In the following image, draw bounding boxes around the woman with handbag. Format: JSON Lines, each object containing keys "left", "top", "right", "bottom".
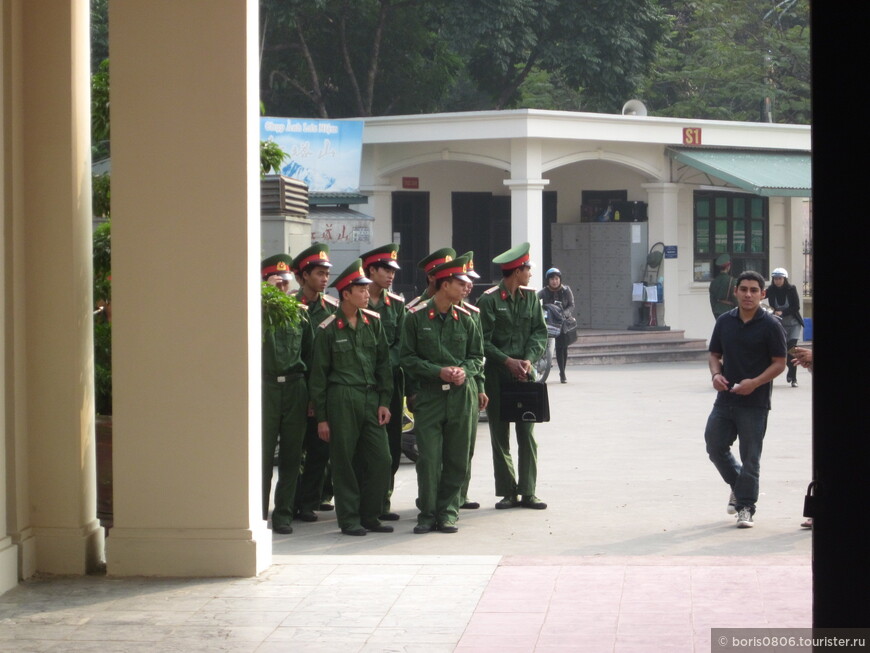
{"left": 537, "top": 268, "right": 575, "bottom": 384}
{"left": 767, "top": 267, "right": 804, "bottom": 387}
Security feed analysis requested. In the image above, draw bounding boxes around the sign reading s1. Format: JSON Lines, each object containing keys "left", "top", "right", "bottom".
{"left": 683, "top": 128, "right": 702, "bottom": 145}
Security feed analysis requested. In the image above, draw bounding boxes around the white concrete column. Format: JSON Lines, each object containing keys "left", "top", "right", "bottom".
{"left": 360, "top": 185, "right": 396, "bottom": 244}
{"left": 642, "top": 183, "right": 681, "bottom": 329}
{"left": 9, "top": 0, "right": 104, "bottom": 576}
{"left": 504, "top": 139, "right": 549, "bottom": 269}
{"left": 107, "top": 0, "right": 270, "bottom": 576}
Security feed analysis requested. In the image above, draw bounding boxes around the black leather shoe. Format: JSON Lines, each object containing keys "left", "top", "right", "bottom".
{"left": 520, "top": 495, "right": 547, "bottom": 510}
{"left": 273, "top": 524, "right": 293, "bottom": 535}
{"left": 495, "top": 496, "right": 519, "bottom": 509}
{"left": 413, "top": 524, "right": 435, "bottom": 534}
{"left": 436, "top": 523, "right": 458, "bottom": 533}
{"left": 319, "top": 502, "right": 335, "bottom": 511}
{"left": 379, "top": 512, "right": 400, "bottom": 521}
{"left": 460, "top": 501, "right": 480, "bottom": 509}
{"left": 296, "top": 510, "right": 318, "bottom": 522}
{"left": 341, "top": 527, "right": 367, "bottom": 536}
{"left": 363, "top": 523, "right": 394, "bottom": 533}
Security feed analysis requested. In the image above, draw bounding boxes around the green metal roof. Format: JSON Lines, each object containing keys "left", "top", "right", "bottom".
{"left": 308, "top": 192, "right": 368, "bottom": 206}
{"left": 669, "top": 148, "right": 811, "bottom": 197}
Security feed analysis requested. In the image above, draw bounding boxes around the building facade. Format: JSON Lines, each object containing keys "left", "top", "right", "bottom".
{"left": 357, "top": 110, "right": 811, "bottom": 339}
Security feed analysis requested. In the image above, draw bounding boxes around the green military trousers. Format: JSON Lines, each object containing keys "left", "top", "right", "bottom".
{"left": 382, "top": 367, "right": 405, "bottom": 514}
{"left": 326, "top": 384, "right": 391, "bottom": 531}
{"left": 459, "top": 409, "right": 479, "bottom": 506}
{"left": 262, "top": 375, "right": 308, "bottom": 528}
{"left": 413, "top": 382, "right": 475, "bottom": 528}
{"left": 296, "top": 417, "right": 332, "bottom": 513}
{"left": 483, "top": 371, "right": 538, "bottom": 498}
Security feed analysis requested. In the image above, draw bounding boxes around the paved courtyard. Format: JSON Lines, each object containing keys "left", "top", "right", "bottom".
{"left": 1, "top": 361, "right": 813, "bottom": 651}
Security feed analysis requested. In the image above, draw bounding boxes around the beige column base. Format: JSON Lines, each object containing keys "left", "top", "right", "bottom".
{"left": 107, "top": 525, "right": 271, "bottom": 577}
{"left": 32, "top": 522, "right": 104, "bottom": 576}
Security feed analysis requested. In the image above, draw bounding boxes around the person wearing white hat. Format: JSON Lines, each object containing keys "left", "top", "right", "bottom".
{"left": 767, "top": 268, "right": 804, "bottom": 387}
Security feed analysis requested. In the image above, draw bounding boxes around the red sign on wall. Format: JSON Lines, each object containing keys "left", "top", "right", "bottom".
{"left": 402, "top": 177, "right": 420, "bottom": 189}
{"left": 682, "top": 127, "right": 702, "bottom": 146}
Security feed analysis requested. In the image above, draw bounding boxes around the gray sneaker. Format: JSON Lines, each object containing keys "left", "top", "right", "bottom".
{"left": 727, "top": 491, "right": 738, "bottom": 515}
{"left": 736, "top": 508, "right": 754, "bottom": 528}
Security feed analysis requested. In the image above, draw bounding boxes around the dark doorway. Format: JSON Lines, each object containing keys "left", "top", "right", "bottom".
{"left": 391, "top": 191, "right": 430, "bottom": 299}
{"left": 452, "top": 192, "right": 511, "bottom": 300}
{"left": 542, "top": 191, "right": 557, "bottom": 271}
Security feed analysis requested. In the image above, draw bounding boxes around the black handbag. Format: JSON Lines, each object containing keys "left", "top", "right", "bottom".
{"left": 562, "top": 315, "right": 578, "bottom": 345}
{"left": 500, "top": 380, "right": 550, "bottom": 423}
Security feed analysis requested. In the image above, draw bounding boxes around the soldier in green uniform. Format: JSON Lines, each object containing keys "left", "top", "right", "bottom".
{"left": 476, "top": 242, "right": 549, "bottom": 511}
{"left": 709, "top": 253, "right": 736, "bottom": 319}
{"left": 405, "top": 248, "right": 457, "bottom": 413}
{"left": 308, "top": 259, "right": 394, "bottom": 536}
{"left": 401, "top": 255, "right": 484, "bottom": 534}
{"left": 291, "top": 243, "right": 339, "bottom": 522}
{"left": 457, "top": 251, "right": 488, "bottom": 510}
{"left": 405, "top": 247, "right": 456, "bottom": 310}
{"left": 360, "top": 244, "right": 406, "bottom": 521}
{"left": 260, "top": 254, "right": 315, "bottom": 535}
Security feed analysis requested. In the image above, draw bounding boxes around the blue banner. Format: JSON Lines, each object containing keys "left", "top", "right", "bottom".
{"left": 260, "top": 117, "right": 364, "bottom": 193}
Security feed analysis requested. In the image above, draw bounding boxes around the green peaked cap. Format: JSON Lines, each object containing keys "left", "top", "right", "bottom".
{"left": 329, "top": 258, "right": 372, "bottom": 293}
{"left": 291, "top": 242, "right": 332, "bottom": 272}
{"left": 492, "top": 242, "right": 532, "bottom": 270}
{"left": 417, "top": 247, "right": 456, "bottom": 273}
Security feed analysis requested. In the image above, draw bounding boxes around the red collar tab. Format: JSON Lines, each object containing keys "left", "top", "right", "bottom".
{"left": 500, "top": 290, "right": 508, "bottom": 300}
{"left": 336, "top": 317, "right": 346, "bottom": 329}
{"left": 428, "top": 309, "right": 435, "bottom": 320}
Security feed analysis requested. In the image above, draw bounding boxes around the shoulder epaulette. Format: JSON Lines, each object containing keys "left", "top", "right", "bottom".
{"left": 520, "top": 285, "right": 536, "bottom": 292}
{"left": 462, "top": 302, "right": 480, "bottom": 313}
{"left": 297, "top": 302, "right": 309, "bottom": 310}
{"left": 322, "top": 293, "right": 340, "bottom": 306}
{"left": 317, "top": 314, "right": 337, "bottom": 329}
{"left": 406, "top": 296, "right": 423, "bottom": 310}
{"left": 409, "top": 302, "right": 429, "bottom": 314}
{"left": 386, "top": 291, "right": 405, "bottom": 303}
{"left": 362, "top": 308, "right": 381, "bottom": 319}
{"left": 454, "top": 304, "right": 471, "bottom": 316}
{"left": 482, "top": 286, "right": 499, "bottom": 295}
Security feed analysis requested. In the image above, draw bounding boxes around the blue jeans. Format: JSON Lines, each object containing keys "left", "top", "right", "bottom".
{"left": 704, "top": 404, "right": 769, "bottom": 514}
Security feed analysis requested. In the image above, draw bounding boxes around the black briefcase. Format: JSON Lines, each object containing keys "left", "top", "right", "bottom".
{"left": 500, "top": 381, "right": 550, "bottom": 423}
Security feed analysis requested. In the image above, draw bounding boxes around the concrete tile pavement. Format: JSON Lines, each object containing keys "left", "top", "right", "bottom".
{"left": 0, "top": 362, "right": 813, "bottom": 651}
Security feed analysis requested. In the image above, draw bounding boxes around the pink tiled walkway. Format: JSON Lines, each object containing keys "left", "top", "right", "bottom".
{"left": 456, "top": 556, "right": 811, "bottom": 653}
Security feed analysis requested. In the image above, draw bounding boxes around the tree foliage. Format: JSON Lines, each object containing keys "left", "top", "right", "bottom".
{"left": 642, "top": 0, "right": 810, "bottom": 123}
{"left": 445, "top": 0, "right": 667, "bottom": 112}
{"left": 260, "top": 0, "right": 460, "bottom": 118}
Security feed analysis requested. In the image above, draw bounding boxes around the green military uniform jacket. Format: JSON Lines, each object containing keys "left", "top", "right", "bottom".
{"left": 295, "top": 289, "right": 339, "bottom": 327}
{"left": 308, "top": 308, "right": 393, "bottom": 421}
{"left": 262, "top": 306, "right": 314, "bottom": 378}
{"left": 458, "top": 299, "right": 486, "bottom": 393}
{"left": 405, "top": 288, "right": 432, "bottom": 312}
{"left": 709, "top": 272, "right": 735, "bottom": 317}
{"left": 476, "top": 281, "right": 548, "bottom": 378}
{"left": 400, "top": 300, "right": 484, "bottom": 386}
{"left": 368, "top": 288, "right": 405, "bottom": 368}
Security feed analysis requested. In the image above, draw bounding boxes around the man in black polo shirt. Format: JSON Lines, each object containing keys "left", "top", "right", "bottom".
{"left": 705, "top": 270, "right": 787, "bottom": 528}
